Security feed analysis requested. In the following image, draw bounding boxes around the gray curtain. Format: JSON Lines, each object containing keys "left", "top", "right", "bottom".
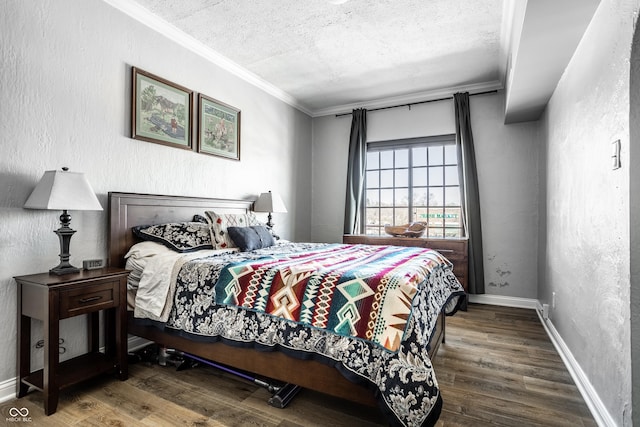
{"left": 344, "top": 108, "right": 367, "bottom": 235}
{"left": 454, "top": 92, "right": 485, "bottom": 294}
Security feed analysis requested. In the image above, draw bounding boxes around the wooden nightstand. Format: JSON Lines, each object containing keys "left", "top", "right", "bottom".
{"left": 14, "top": 267, "right": 129, "bottom": 415}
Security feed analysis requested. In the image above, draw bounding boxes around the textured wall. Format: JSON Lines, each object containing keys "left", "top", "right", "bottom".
{"left": 538, "top": 0, "right": 635, "bottom": 424}
{"left": 630, "top": 11, "right": 640, "bottom": 425}
{"left": 470, "top": 93, "right": 539, "bottom": 299}
{"left": 310, "top": 91, "right": 540, "bottom": 299}
{"left": 0, "top": 0, "right": 312, "bottom": 383}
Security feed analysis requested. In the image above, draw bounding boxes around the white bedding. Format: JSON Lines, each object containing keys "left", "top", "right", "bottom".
{"left": 125, "top": 242, "right": 235, "bottom": 322}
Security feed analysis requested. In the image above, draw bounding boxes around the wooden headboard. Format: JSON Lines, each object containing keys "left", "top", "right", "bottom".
{"left": 108, "top": 192, "right": 254, "bottom": 268}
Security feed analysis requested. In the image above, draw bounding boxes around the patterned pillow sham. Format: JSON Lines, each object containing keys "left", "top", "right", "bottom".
{"left": 227, "top": 225, "right": 275, "bottom": 251}
{"left": 132, "top": 222, "right": 213, "bottom": 253}
{"left": 192, "top": 214, "right": 209, "bottom": 223}
{"left": 205, "top": 211, "right": 261, "bottom": 249}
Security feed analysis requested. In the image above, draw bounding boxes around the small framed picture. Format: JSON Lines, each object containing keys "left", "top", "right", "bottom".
{"left": 197, "top": 94, "right": 241, "bottom": 160}
{"left": 131, "top": 67, "right": 193, "bottom": 149}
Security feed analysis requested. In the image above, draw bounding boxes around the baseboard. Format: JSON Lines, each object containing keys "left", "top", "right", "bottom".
{"left": 0, "top": 335, "right": 154, "bottom": 404}
{"left": 467, "top": 293, "right": 538, "bottom": 309}
{"left": 467, "top": 294, "right": 614, "bottom": 426}
{"left": 534, "top": 303, "right": 616, "bottom": 427}
{"left": 0, "top": 376, "right": 15, "bottom": 404}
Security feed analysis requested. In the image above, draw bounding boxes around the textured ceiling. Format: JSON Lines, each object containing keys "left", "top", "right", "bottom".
{"left": 118, "top": 0, "right": 601, "bottom": 119}
{"left": 129, "top": 0, "right": 505, "bottom": 113}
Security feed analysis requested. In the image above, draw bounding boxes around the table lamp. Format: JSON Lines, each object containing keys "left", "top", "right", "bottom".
{"left": 24, "top": 167, "right": 103, "bottom": 275}
{"left": 254, "top": 190, "right": 287, "bottom": 233}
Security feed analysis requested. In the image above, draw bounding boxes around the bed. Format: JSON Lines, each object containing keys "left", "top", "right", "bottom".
{"left": 107, "top": 192, "right": 465, "bottom": 427}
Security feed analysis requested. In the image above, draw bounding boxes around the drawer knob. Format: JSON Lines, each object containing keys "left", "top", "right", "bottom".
{"left": 79, "top": 296, "right": 103, "bottom": 304}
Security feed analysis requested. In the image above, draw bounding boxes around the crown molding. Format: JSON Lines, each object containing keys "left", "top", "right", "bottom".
{"left": 102, "top": 0, "right": 313, "bottom": 116}
{"left": 498, "top": 0, "right": 520, "bottom": 90}
{"left": 103, "top": 0, "right": 504, "bottom": 119}
{"left": 312, "top": 80, "right": 504, "bottom": 118}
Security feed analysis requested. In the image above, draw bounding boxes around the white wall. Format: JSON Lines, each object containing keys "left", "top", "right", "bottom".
{"left": 0, "top": 0, "right": 312, "bottom": 383}
{"left": 630, "top": 10, "right": 640, "bottom": 425}
{"left": 311, "top": 91, "right": 539, "bottom": 299}
{"left": 537, "top": 0, "right": 636, "bottom": 424}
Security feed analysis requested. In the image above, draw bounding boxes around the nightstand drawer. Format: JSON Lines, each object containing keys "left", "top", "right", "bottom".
{"left": 59, "top": 281, "right": 119, "bottom": 318}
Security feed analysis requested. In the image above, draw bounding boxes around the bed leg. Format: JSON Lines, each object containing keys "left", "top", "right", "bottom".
{"left": 442, "top": 311, "right": 446, "bottom": 344}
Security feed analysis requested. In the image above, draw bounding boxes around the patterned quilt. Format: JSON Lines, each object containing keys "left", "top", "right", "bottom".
{"left": 215, "top": 244, "right": 452, "bottom": 352}
{"left": 157, "top": 242, "right": 465, "bottom": 427}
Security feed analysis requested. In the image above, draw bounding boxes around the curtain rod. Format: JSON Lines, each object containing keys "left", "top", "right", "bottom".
{"left": 334, "top": 89, "right": 498, "bottom": 117}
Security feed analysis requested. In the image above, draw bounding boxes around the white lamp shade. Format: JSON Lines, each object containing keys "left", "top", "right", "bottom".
{"left": 254, "top": 191, "right": 287, "bottom": 213}
{"left": 24, "top": 169, "right": 103, "bottom": 211}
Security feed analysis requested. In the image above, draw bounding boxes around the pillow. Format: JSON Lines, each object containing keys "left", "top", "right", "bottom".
{"left": 227, "top": 226, "right": 275, "bottom": 251}
{"left": 132, "top": 222, "right": 213, "bottom": 253}
{"left": 125, "top": 240, "right": 172, "bottom": 261}
{"left": 205, "top": 211, "right": 261, "bottom": 249}
{"left": 192, "top": 214, "right": 209, "bottom": 223}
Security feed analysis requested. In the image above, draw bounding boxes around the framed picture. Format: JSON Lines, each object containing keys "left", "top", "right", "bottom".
{"left": 131, "top": 67, "right": 193, "bottom": 149}
{"left": 197, "top": 94, "right": 241, "bottom": 160}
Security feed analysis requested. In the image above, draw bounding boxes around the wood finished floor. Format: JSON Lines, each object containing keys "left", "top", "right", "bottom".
{"left": 2, "top": 304, "right": 597, "bottom": 426}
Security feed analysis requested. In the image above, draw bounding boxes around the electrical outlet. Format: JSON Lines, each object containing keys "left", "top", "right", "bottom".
{"left": 83, "top": 259, "right": 104, "bottom": 270}
{"left": 552, "top": 292, "right": 556, "bottom": 310}
{"left": 542, "top": 304, "right": 549, "bottom": 320}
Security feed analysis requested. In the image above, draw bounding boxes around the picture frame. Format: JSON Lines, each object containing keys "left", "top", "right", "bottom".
{"left": 131, "top": 67, "right": 193, "bottom": 150}
{"left": 197, "top": 94, "right": 241, "bottom": 161}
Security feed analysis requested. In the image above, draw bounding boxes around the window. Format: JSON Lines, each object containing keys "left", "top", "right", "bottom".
{"left": 364, "top": 135, "right": 464, "bottom": 238}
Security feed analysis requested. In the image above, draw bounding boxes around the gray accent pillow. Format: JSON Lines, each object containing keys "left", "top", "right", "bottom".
{"left": 227, "top": 226, "right": 275, "bottom": 251}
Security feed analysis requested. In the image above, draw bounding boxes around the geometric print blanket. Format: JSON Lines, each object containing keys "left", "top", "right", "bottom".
{"left": 158, "top": 242, "right": 465, "bottom": 426}
{"left": 215, "top": 244, "right": 452, "bottom": 352}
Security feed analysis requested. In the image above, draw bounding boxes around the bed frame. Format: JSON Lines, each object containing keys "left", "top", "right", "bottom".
{"left": 107, "top": 191, "right": 445, "bottom": 407}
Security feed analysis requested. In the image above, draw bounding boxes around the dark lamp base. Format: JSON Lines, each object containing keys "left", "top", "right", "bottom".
{"left": 50, "top": 210, "right": 79, "bottom": 275}
{"left": 50, "top": 264, "right": 80, "bottom": 275}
